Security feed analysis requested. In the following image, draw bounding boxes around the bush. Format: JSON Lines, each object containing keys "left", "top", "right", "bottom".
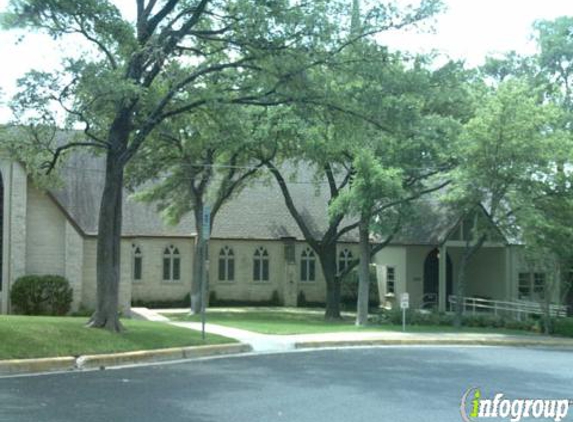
{"left": 553, "top": 318, "right": 573, "bottom": 337}
{"left": 297, "top": 291, "right": 307, "bottom": 307}
{"left": 340, "top": 265, "right": 380, "bottom": 307}
{"left": 132, "top": 293, "right": 191, "bottom": 309}
{"left": 503, "top": 319, "right": 537, "bottom": 331}
{"left": 462, "top": 315, "right": 505, "bottom": 328}
{"left": 11, "top": 275, "right": 73, "bottom": 316}
{"left": 372, "top": 309, "right": 454, "bottom": 326}
{"left": 207, "top": 290, "right": 287, "bottom": 307}
{"left": 270, "top": 290, "right": 281, "bottom": 306}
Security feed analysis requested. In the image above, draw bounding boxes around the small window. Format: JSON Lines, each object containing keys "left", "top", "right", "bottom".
{"left": 163, "top": 245, "right": 181, "bottom": 282}
{"left": 338, "top": 248, "right": 353, "bottom": 275}
{"left": 518, "top": 272, "right": 546, "bottom": 300}
{"left": 218, "top": 246, "right": 235, "bottom": 282}
{"left": 253, "top": 247, "right": 270, "bottom": 282}
{"left": 387, "top": 266, "right": 396, "bottom": 295}
{"left": 301, "top": 247, "right": 316, "bottom": 282}
{"left": 533, "top": 272, "right": 546, "bottom": 299}
{"left": 132, "top": 245, "right": 142, "bottom": 282}
{"left": 518, "top": 272, "right": 531, "bottom": 299}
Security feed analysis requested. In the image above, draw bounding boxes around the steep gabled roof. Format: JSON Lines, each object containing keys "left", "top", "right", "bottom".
{"left": 51, "top": 152, "right": 195, "bottom": 237}
{"left": 48, "top": 151, "right": 514, "bottom": 245}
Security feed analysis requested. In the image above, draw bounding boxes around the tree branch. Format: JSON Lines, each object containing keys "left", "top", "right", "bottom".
{"left": 264, "top": 160, "right": 320, "bottom": 251}
{"left": 43, "top": 141, "right": 107, "bottom": 174}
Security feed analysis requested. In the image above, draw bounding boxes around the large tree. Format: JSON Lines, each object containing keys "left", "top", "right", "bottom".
{"left": 127, "top": 105, "right": 295, "bottom": 313}
{"left": 329, "top": 149, "right": 404, "bottom": 325}
{"left": 446, "top": 79, "right": 554, "bottom": 326}
{"left": 506, "top": 17, "right": 573, "bottom": 318}
{"left": 264, "top": 45, "right": 469, "bottom": 319}
{"left": 3, "top": 0, "right": 437, "bottom": 330}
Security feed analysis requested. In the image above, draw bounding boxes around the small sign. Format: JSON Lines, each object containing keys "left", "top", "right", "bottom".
{"left": 400, "top": 292, "right": 410, "bottom": 310}
{"left": 202, "top": 205, "right": 211, "bottom": 240}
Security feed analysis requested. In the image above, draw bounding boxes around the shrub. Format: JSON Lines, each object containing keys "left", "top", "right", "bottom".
{"left": 462, "top": 315, "right": 505, "bottom": 328}
{"left": 503, "top": 319, "right": 536, "bottom": 331}
{"left": 132, "top": 293, "right": 191, "bottom": 309}
{"left": 553, "top": 318, "right": 573, "bottom": 337}
{"left": 340, "top": 265, "right": 380, "bottom": 307}
{"left": 208, "top": 291, "right": 217, "bottom": 306}
{"left": 207, "top": 291, "right": 287, "bottom": 307}
{"left": 297, "top": 291, "right": 307, "bottom": 307}
{"left": 270, "top": 290, "right": 281, "bottom": 306}
{"left": 11, "top": 275, "right": 73, "bottom": 316}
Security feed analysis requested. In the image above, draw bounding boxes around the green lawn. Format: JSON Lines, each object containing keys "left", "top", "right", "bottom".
{"left": 165, "top": 309, "right": 534, "bottom": 336}
{"left": 0, "top": 316, "right": 234, "bottom": 360}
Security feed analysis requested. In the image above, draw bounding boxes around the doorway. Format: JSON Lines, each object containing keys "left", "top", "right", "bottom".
{"left": 423, "top": 248, "right": 453, "bottom": 303}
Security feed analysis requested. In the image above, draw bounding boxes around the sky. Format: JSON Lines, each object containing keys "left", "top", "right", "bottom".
{"left": 0, "top": 0, "right": 571, "bottom": 123}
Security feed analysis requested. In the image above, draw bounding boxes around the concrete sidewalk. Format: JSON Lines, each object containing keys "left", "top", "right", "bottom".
{"left": 172, "top": 321, "right": 573, "bottom": 350}
{"left": 155, "top": 309, "right": 573, "bottom": 352}
{"left": 170, "top": 321, "right": 296, "bottom": 352}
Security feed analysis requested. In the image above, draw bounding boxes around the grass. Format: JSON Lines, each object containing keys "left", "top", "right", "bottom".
{"left": 0, "top": 316, "right": 234, "bottom": 360}
{"left": 164, "top": 308, "right": 535, "bottom": 336}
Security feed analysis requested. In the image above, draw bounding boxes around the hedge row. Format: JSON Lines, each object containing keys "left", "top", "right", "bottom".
{"left": 371, "top": 309, "right": 573, "bottom": 337}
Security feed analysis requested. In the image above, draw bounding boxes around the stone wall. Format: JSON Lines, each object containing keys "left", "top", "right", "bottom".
{"left": 130, "top": 237, "right": 194, "bottom": 304}
{"left": 25, "top": 185, "right": 66, "bottom": 276}
{"left": 0, "top": 161, "right": 28, "bottom": 314}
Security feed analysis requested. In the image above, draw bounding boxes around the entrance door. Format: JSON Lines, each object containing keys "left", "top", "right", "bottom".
{"left": 423, "top": 248, "right": 453, "bottom": 305}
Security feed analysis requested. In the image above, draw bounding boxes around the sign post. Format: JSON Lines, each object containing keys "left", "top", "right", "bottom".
{"left": 400, "top": 292, "right": 410, "bottom": 332}
{"left": 201, "top": 206, "right": 211, "bottom": 341}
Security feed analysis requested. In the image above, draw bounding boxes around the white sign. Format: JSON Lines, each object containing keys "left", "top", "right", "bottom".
{"left": 202, "top": 205, "right": 211, "bottom": 240}
{"left": 400, "top": 292, "right": 410, "bottom": 310}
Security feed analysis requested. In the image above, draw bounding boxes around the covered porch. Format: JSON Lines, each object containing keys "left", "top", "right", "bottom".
{"left": 422, "top": 241, "right": 513, "bottom": 312}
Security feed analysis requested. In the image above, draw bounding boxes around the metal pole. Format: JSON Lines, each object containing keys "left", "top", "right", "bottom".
{"left": 201, "top": 240, "right": 207, "bottom": 341}
{"left": 402, "top": 307, "right": 406, "bottom": 332}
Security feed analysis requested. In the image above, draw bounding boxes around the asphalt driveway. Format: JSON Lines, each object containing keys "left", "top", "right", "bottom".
{"left": 1, "top": 346, "right": 572, "bottom": 422}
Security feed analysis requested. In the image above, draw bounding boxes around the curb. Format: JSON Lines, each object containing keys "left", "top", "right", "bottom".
{"left": 0, "top": 357, "right": 77, "bottom": 375}
{"left": 0, "top": 343, "right": 252, "bottom": 376}
{"left": 295, "top": 338, "right": 573, "bottom": 349}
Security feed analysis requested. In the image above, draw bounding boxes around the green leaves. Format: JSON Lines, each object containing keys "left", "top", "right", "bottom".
{"left": 448, "top": 79, "right": 554, "bottom": 214}
{"left": 330, "top": 149, "right": 404, "bottom": 219}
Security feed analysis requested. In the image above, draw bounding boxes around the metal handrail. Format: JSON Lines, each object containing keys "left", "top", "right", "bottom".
{"left": 420, "top": 293, "right": 438, "bottom": 310}
{"left": 448, "top": 295, "right": 567, "bottom": 319}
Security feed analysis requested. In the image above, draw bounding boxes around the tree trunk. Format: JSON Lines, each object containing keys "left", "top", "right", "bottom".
{"left": 356, "top": 216, "right": 371, "bottom": 326}
{"left": 190, "top": 205, "right": 205, "bottom": 314}
{"left": 88, "top": 151, "right": 125, "bottom": 332}
{"left": 564, "top": 264, "right": 573, "bottom": 317}
{"left": 453, "top": 251, "right": 468, "bottom": 329}
{"left": 321, "top": 243, "right": 341, "bottom": 320}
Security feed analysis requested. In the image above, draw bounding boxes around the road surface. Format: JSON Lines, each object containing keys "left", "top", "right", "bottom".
{"left": 1, "top": 346, "right": 572, "bottom": 422}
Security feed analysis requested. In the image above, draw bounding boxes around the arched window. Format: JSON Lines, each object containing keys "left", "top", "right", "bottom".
{"left": 218, "top": 246, "right": 235, "bottom": 281}
{"left": 253, "top": 247, "right": 269, "bottom": 282}
{"left": 132, "top": 244, "right": 143, "bottom": 282}
{"left": 338, "top": 248, "right": 353, "bottom": 275}
{"left": 300, "top": 247, "right": 316, "bottom": 282}
{"left": 163, "top": 245, "right": 181, "bottom": 282}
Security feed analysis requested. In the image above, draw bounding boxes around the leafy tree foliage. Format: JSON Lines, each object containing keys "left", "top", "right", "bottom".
{"left": 446, "top": 79, "right": 555, "bottom": 326}
{"left": 126, "top": 104, "right": 296, "bottom": 313}
{"left": 2, "top": 0, "right": 443, "bottom": 330}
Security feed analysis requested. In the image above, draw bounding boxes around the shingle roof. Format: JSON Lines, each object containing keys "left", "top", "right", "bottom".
{"left": 49, "top": 151, "right": 465, "bottom": 245}
{"left": 51, "top": 152, "right": 195, "bottom": 237}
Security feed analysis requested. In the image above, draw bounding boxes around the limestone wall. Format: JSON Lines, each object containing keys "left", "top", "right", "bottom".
{"left": 0, "top": 161, "right": 28, "bottom": 314}
{"left": 130, "top": 238, "right": 194, "bottom": 303}
{"left": 373, "top": 246, "right": 408, "bottom": 309}
{"left": 25, "top": 185, "right": 66, "bottom": 276}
